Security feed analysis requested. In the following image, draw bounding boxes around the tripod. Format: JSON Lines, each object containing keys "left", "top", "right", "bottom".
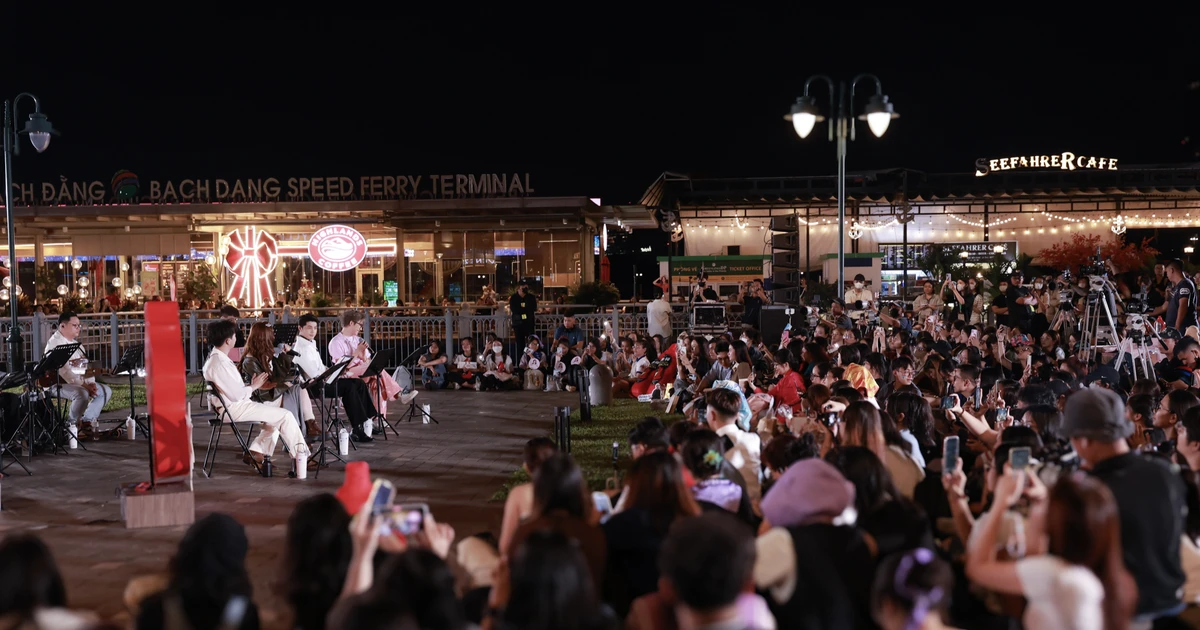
{"left": 113, "top": 344, "right": 149, "bottom": 439}
{"left": 304, "top": 358, "right": 354, "bottom": 478}
{"left": 0, "top": 371, "right": 32, "bottom": 475}
{"left": 37, "top": 343, "right": 86, "bottom": 457}
{"left": 1078, "top": 278, "right": 1126, "bottom": 369}
{"left": 362, "top": 349, "right": 403, "bottom": 436}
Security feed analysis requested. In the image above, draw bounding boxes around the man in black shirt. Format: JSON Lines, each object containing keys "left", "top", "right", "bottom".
{"left": 509, "top": 279, "right": 538, "bottom": 355}
{"left": 1163, "top": 258, "right": 1198, "bottom": 332}
{"left": 1004, "top": 271, "right": 1035, "bottom": 332}
{"left": 1062, "top": 388, "right": 1186, "bottom": 621}
{"left": 739, "top": 278, "right": 769, "bottom": 329}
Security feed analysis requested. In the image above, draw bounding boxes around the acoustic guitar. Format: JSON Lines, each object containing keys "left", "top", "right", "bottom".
{"left": 37, "top": 366, "right": 110, "bottom": 389}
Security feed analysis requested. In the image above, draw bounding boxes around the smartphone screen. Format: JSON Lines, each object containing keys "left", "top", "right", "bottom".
{"left": 970, "top": 329, "right": 979, "bottom": 339}
{"left": 387, "top": 503, "right": 428, "bottom": 536}
{"left": 973, "top": 387, "right": 983, "bottom": 408}
{"left": 943, "top": 436, "right": 960, "bottom": 472}
{"left": 1010, "top": 446, "right": 1032, "bottom": 471}
{"left": 368, "top": 479, "right": 395, "bottom": 515}
{"left": 996, "top": 407, "right": 1010, "bottom": 423}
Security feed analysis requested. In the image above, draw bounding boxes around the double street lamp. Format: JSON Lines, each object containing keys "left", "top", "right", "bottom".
{"left": 784, "top": 75, "right": 898, "bottom": 297}
{"left": 3, "top": 93, "right": 59, "bottom": 372}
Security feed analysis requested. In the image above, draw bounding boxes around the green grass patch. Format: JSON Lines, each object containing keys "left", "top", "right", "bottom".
{"left": 101, "top": 382, "right": 208, "bottom": 413}
{"left": 491, "top": 399, "right": 686, "bottom": 501}
{"left": 3, "top": 382, "right": 207, "bottom": 413}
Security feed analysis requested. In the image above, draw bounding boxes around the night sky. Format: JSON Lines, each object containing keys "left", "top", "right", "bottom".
{"left": 3, "top": 6, "right": 1196, "bottom": 204}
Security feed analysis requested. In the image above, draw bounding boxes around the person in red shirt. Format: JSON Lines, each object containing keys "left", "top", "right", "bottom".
{"left": 767, "top": 347, "right": 804, "bottom": 409}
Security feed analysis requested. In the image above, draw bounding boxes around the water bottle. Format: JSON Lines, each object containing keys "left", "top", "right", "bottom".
{"left": 338, "top": 428, "right": 350, "bottom": 456}
{"left": 68, "top": 424, "right": 78, "bottom": 450}
{"left": 294, "top": 444, "right": 307, "bottom": 480}
{"left": 363, "top": 418, "right": 374, "bottom": 436}
{"left": 262, "top": 456, "right": 273, "bottom": 478}
{"left": 422, "top": 404, "right": 431, "bottom": 424}
{"left": 126, "top": 416, "right": 136, "bottom": 440}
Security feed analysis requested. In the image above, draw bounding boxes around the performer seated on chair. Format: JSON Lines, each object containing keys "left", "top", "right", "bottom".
{"left": 203, "top": 319, "right": 311, "bottom": 470}
{"left": 417, "top": 341, "right": 449, "bottom": 390}
{"left": 239, "top": 323, "right": 318, "bottom": 439}
{"left": 328, "top": 310, "right": 416, "bottom": 421}
{"left": 611, "top": 336, "right": 656, "bottom": 399}
{"left": 293, "top": 314, "right": 378, "bottom": 443}
{"left": 44, "top": 312, "right": 112, "bottom": 438}
{"left": 448, "top": 338, "right": 481, "bottom": 390}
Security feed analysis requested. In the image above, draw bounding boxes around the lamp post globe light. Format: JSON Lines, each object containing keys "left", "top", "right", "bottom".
{"left": 784, "top": 75, "right": 898, "bottom": 298}
{"left": 3, "top": 94, "right": 59, "bottom": 372}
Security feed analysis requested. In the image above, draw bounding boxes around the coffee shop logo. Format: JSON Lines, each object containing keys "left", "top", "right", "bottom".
{"left": 309, "top": 225, "right": 367, "bottom": 272}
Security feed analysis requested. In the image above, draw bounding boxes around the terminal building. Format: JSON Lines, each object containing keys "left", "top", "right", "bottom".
{"left": 2, "top": 170, "right": 656, "bottom": 308}
{"left": 641, "top": 161, "right": 1200, "bottom": 299}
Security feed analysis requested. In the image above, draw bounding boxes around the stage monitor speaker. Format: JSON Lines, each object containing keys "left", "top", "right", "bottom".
{"left": 773, "top": 287, "right": 799, "bottom": 305}
{"left": 770, "top": 215, "right": 798, "bottom": 232}
{"left": 760, "top": 305, "right": 794, "bottom": 348}
{"left": 771, "top": 232, "right": 798, "bottom": 250}
{"left": 773, "top": 250, "right": 799, "bottom": 270}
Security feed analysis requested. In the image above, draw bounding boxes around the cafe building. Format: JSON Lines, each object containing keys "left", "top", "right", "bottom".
{"left": 641, "top": 159, "right": 1200, "bottom": 297}
{"left": 2, "top": 170, "right": 656, "bottom": 308}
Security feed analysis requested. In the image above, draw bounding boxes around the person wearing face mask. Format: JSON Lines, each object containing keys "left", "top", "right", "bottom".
{"left": 991, "top": 280, "right": 1009, "bottom": 320}
{"left": 844, "top": 274, "right": 875, "bottom": 322}
{"left": 481, "top": 342, "right": 516, "bottom": 391}
{"left": 947, "top": 276, "right": 979, "bottom": 324}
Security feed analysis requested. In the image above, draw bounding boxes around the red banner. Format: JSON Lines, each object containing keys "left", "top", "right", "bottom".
{"left": 145, "top": 301, "right": 191, "bottom": 484}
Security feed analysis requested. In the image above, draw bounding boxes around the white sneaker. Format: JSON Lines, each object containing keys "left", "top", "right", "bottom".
{"left": 453, "top": 382, "right": 461, "bottom": 390}
{"left": 401, "top": 390, "right": 419, "bottom": 405}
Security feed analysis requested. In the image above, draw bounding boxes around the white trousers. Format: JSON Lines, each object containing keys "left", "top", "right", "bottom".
{"left": 218, "top": 398, "right": 310, "bottom": 459}
{"left": 49, "top": 382, "right": 112, "bottom": 424}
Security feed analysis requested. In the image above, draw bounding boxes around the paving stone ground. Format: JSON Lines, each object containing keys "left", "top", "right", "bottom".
{"left": 0, "top": 387, "right": 575, "bottom": 628}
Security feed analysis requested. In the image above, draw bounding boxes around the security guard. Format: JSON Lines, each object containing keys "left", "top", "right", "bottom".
{"left": 1164, "top": 259, "right": 1198, "bottom": 332}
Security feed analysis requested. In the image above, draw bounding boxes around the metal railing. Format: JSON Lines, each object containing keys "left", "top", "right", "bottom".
{"left": 3, "top": 302, "right": 743, "bottom": 375}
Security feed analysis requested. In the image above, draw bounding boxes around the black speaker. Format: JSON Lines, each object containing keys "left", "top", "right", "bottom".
{"left": 759, "top": 305, "right": 795, "bottom": 348}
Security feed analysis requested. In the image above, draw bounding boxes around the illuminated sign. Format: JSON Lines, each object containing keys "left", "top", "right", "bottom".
{"left": 224, "top": 227, "right": 278, "bottom": 308}
{"left": 975, "top": 153, "right": 1118, "bottom": 177}
{"left": 309, "top": 224, "right": 368, "bottom": 271}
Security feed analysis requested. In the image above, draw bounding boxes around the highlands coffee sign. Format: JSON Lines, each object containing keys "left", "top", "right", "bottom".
{"left": 7, "top": 171, "right": 535, "bottom": 205}
{"left": 974, "top": 152, "right": 1119, "bottom": 177}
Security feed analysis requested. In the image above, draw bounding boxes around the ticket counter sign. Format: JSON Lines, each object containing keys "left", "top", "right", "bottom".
{"left": 659, "top": 255, "right": 769, "bottom": 283}
{"left": 309, "top": 225, "right": 368, "bottom": 271}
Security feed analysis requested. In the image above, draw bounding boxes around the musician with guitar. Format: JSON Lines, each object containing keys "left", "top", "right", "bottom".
{"left": 44, "top": 312, "right": 112, "bottom": 438}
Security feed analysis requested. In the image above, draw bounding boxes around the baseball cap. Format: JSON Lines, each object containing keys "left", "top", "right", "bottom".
{"left": 1062, "top": 387, "right": 1132, "bottom": 442}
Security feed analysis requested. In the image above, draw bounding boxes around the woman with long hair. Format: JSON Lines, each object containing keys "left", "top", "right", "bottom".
{"left": 840, "top": 401, "right": 925, "bottom": 498}
{"left": 278, "top": 495, "right": 352, "bottom": 630}
{"left": 486, "top": 531, "right": 616, "bottom": 630}
{"left": 601, "top": 452, "right": 701, "bottom": 617}
{"left": 0, "top": 534, "right": 99, "bottom": 628}
{"left": 240, "top": 322, "right": 318, "bottom": 440}
{"left": 481, "top": 339, "right": 516, "bottom": 391}
{"left": 505, "top": 454, "right": 606, "bottom": 591}
{"left": 886, "top": 392, "right": 939, "bottom": 466}
{"left": 137, "top": 513, "right": 260, "bottom": 630}
{"left": 967, "top": 471, "right": 1137, "bottom": 629}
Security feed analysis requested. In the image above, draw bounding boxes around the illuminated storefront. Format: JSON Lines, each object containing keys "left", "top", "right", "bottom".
{"left": 1, "top": 170, "right": 653, "bottom": 308}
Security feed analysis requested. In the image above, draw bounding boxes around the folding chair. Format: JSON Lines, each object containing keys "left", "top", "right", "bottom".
{"left": 202, "top": 381, "right": 262, "bottom": 477}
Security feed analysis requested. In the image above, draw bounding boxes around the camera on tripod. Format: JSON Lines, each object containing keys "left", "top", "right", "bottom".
{"left": 1080, "top": 254, "right": 1108, "bottom": 278}
{"left": 1127, "top": 313, "right": 1146, "bottom": 330}
{"left": 1124, "top": 300, "right": 1150, "bottom": 315}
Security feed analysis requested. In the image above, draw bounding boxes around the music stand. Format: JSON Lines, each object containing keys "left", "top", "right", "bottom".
{"left": 305, "top": 357, "right": 354, "bottom": 477}
{"left": 272, "top": 324, "right": 299, "bottom": 347}
{"left": 112, "top": 344, "right": 149, "bottom": 439}
{"left": 31, "top": 343, "right": 82, "bottom": 456}
{"left": 0, "top": 370, "right": 32, "bottom": 475}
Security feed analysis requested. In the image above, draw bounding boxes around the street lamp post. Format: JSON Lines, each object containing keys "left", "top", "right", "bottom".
{"left": 785, "top": 75, "right": 898, "bottom": 298}
{"left": 3, "top": 94, "right": 59, "bottom": 372}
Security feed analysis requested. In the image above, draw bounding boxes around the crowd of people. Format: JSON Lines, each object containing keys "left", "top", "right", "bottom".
{"left": 11, "top": 259, "right": 1200, "bottom": 629}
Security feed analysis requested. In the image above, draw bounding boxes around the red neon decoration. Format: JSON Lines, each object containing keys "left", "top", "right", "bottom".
{"left": 145, "top": 301, "right": 190, "bottom": 485}
{"left": 224, "top": 226, "right": 278, "bottom": 308}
